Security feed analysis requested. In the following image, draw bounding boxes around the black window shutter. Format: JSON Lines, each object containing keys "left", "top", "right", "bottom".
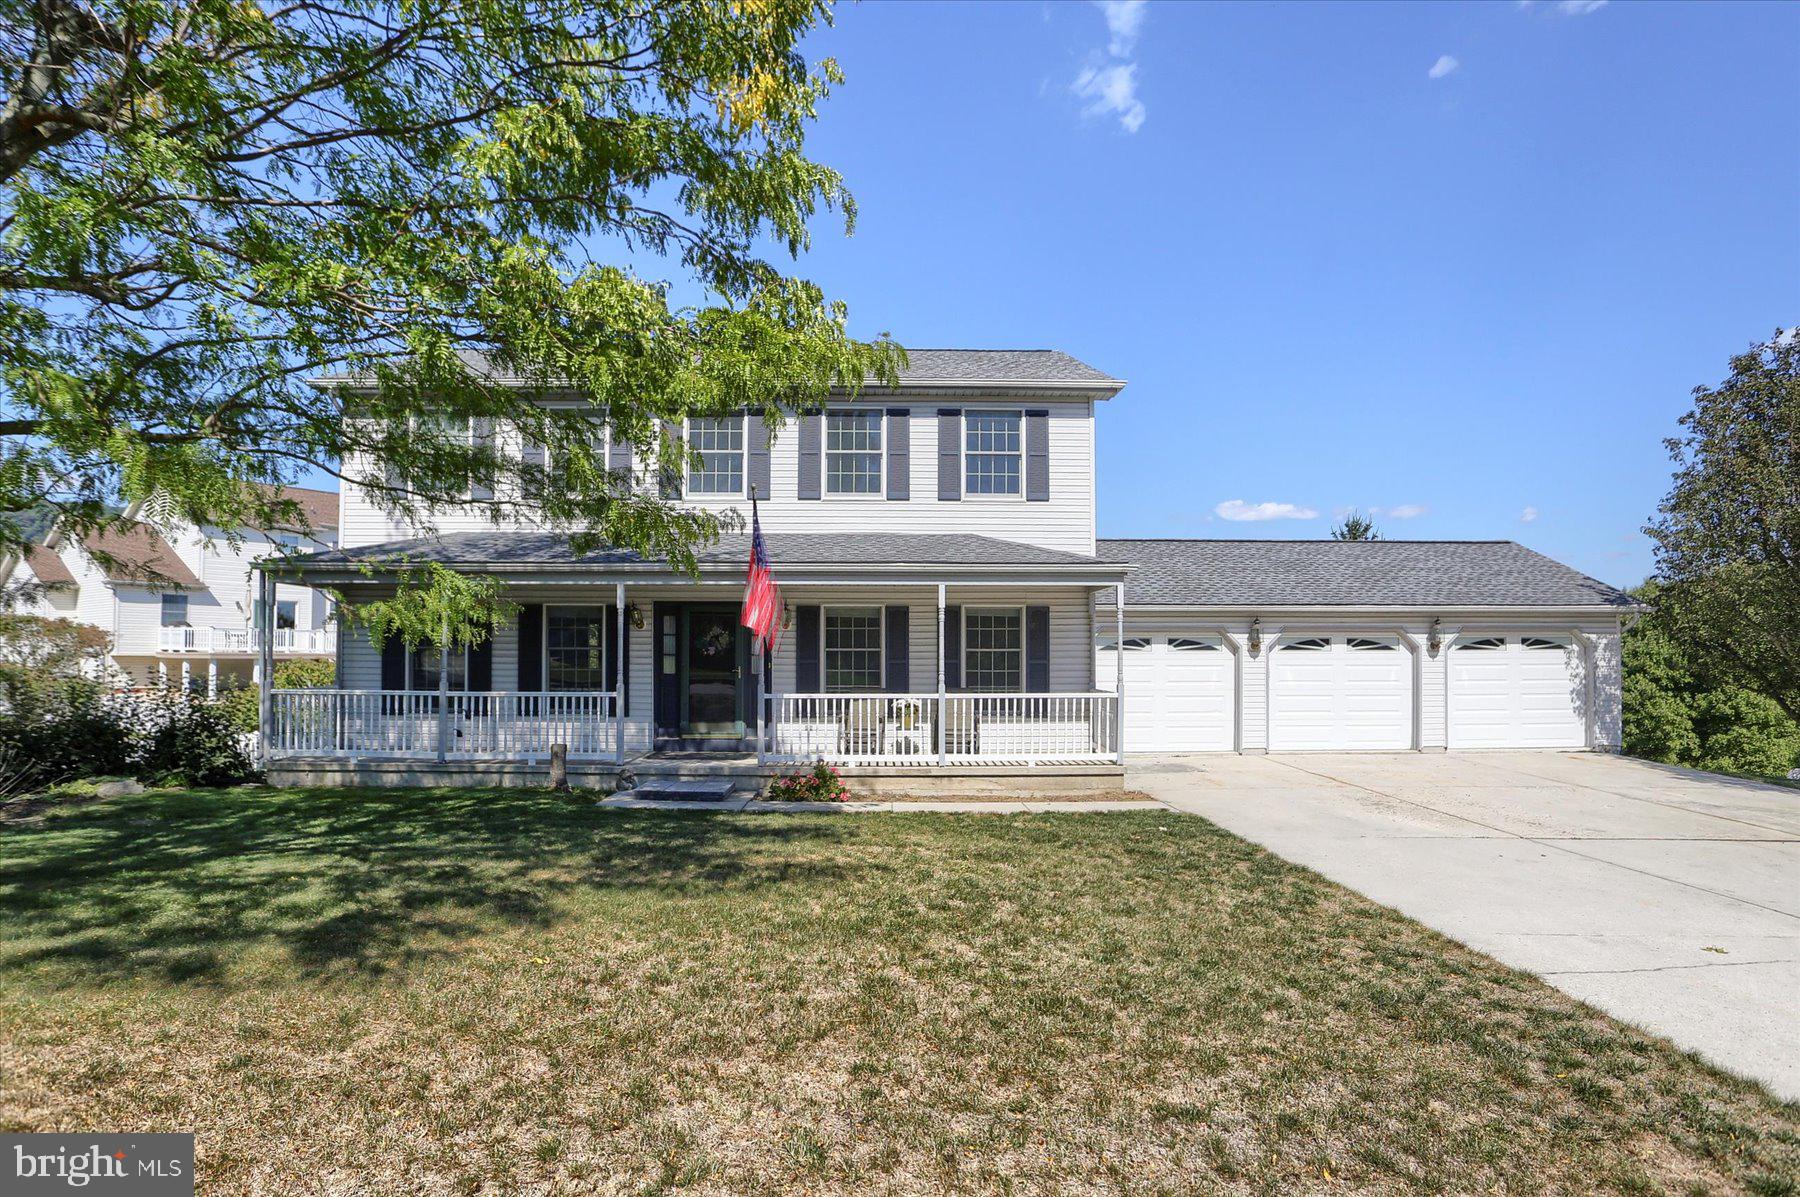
{"left": 607, "top": 419, "right": 632, "bottom": 483}
{"left": 517, "top": 604, "right": 543, "bottom": 691}
{"left": 937, "top": 409, "right": 961, "bottom": 501}
{"left": 1025, "top": 409, "right": 1050, "bottom": 502}
{"left": 380, "top": 634, "right": 406, "bottom": 690}
{"left": 797, "top": 412, "right": 822, "bottom": 500}
{"left": 659, "top": 419, "right": 682, "bottom": 499}
{"left": 884, "top": 605, "right": 909, "bottom": 692}
{"left": 1026, "top": 605, "right": 1050, "bottom": 692}
{"left": 885, "top": 409, "right": 910, "bottom": 500}
{"left": 468, "top": 634, "right": 493, "bottom": 692}
{"left": 470, "top": 418, "right": 496, "bottom": 501}
{"left": 747, "top": 413, "right": 772, "bottom": 499}
{"left": 653, "top": 602, "right": 677, "bottom": 734}
{"left": 795, "top": 605, "right": 821, "bottom": 691}
{"left": 944, "top": 605, "right": 962, "bottom": 690}
{"left": 621, "top": 615, "right": 630, "bottom": 716}
{"left": 604, "top": 605, "right": 621, "bottom": 717}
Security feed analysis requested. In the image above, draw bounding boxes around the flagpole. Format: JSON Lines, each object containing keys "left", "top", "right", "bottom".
{"left": 751, "top": 485, "right": 766, "bottom": 766}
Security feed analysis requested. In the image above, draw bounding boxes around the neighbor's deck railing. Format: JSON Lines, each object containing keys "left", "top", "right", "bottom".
{"left": 160, "top": 625, "right": 336, "bottom": 655}
{"left": 265, "top": 690, "right": 618, "bottom": 760}
{"left": 764, "top": 693, "right": 1119, "bottom": 765}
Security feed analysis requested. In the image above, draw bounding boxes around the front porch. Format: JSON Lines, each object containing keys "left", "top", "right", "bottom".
{"left": 258, "top": 529, "right": 1133, "bottom": 779}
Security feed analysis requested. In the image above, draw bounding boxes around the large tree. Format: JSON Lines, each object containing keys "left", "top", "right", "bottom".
{"left": 0, "top": 0, "right": 900, "bottom": 618}
{"left": 1645, "top": 332, "right": 1799, "bottom": 723}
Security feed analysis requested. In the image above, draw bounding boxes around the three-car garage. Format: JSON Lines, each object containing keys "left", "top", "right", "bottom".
{"left": 1094, "top": 539, "right": 1631, "bottom": 754}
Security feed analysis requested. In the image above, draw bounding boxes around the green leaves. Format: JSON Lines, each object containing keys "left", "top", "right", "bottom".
{"left": 0, "top": 0, "right": 902, "bottom": 606}
{"left": 1646, "top": 332, "right": 1800, "bottom": 724}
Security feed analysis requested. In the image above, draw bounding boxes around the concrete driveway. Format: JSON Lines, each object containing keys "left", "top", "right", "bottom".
{"left": 1132, "top": 751, "right": 1800, "bottom": 1102}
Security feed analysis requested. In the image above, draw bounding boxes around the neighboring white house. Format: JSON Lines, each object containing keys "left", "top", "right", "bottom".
{"left": 2, "top": 485, "right": 340, "bottom": 695}
{"left": 257, "top": 349, "right": 1630, "bottom": 778}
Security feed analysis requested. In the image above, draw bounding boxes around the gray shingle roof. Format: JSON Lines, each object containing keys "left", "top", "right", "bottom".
{"left": 292, "top": 530, "right": 1117, "bottom": 572}
{"left": 316, "top": 348, "right": 1123, "bottom": 393}
{"left": 887, "top": 349, "right": 1120, "bottom": 386}
{"left": 1097, "top": 539, "right": 1632, "bottom": 608}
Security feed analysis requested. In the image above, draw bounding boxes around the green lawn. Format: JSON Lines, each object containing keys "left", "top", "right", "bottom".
{"left": 1, "top": 788, "right": 1795, "bottom": 1195}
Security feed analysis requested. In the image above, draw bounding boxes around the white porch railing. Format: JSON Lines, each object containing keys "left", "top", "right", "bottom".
{"left": 764, "top": 693, "right": 1119, "bottom": 765}
{"left": 265, "top": 690, "right": 618, "bottom": 760}
{"left": 160, "top": 625, "right": 336, "bottom": 654}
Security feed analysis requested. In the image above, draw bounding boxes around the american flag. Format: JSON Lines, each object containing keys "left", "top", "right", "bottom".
{"left": 740, "top": 498, "right": 781, "bottom": 651}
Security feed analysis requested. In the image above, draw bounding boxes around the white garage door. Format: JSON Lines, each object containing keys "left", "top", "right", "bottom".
{"left": 1269, "top": 635, "right": 1413, "bottom": 751}
{"left": 1098, "top": 633, "right": 1235, "bottom": 752}
{"left": 1450, "top": 634, "right": 1587, "bottom": 748}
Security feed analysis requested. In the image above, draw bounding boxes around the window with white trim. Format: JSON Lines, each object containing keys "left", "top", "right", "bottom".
{"left": 409, "top": 644, "right": 469, "bottom": 691}
{"left": 823, "top": 607, "right": 883, "bottom": 692}
{"left": 1522, "top": 636, "right": 1570, "bottom": 651}
{"left": 1347, "top": 637, "right": 1396, "bottom": 651}
{"left": 160, "top": 593, "right": 188, "bottom": 627}
{"left": 275, "top": 600, "right": 297, "bottom": 631}
{"left": 547, "top": 415, "right": 607, "bottom": 493}
{"left": 964, "top": 608, "right": 1023, "bottom": 692}
{"left": 1121, "top": 637, "right": 1152, "bottom": 650}
{"left": 421, "top": 413, "right": 473, "bottom": 499}
{"left": 545, "top": 605, "right": 608, "bottom": 690}
{"left": 1458, "top": 637, "right": 1506, "bottom": 651}
{"left": 964, "top": 410, "right": 1022, "bottom": 496}
{"left": 687, "top": 416, "right": 745, "bottom": 495}
{"left": 1170, "top": 637, "right": 1220, "bottom": 651}
{"left": 1284, "top": 637, "right": 1330, "bottom": 651}
{"left": 825, "top": 411, "right": 883, "bottom": 495}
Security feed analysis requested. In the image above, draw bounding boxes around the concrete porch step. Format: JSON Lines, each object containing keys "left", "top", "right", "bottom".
{"left": 613, "top": 777, "right": 741, "bottom": 803}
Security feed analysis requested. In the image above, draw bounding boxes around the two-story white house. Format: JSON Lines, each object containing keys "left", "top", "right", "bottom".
{"left": 2, "top": 484, "right": 340, "bottom": 695}
{"left": 261, "top": 349, "right": 1629, "bottom": 788}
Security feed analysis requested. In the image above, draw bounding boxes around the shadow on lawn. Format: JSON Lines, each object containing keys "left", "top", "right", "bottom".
{"left": 0, "top": 788, "right": 862, "bottom": 983}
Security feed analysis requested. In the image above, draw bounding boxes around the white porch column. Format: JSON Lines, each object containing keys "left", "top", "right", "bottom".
{"left": 206, "top": 658, "right": 218, "bottom": 700}
{"left": 936, "top": 583, "right": 947, "bottom": 765}
{"left": 1113, "top": 583, "right": 1125, "bottom": 763}
{"left": 616, "top": 582, "right": 627, "bottom": 764}
{"left": 435, "top": 616, "right": 450, "bottom": 763}
{"left": 256, "top": 569, "right": 274, "bottom": 765}
{"left": 157, "top": 660, "right": 168, "bottom": 688}
{"left": 180, "top": 659, "right": 191, "bottom": 695}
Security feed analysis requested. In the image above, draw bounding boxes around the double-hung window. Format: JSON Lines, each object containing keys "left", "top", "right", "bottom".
{"left": 963, "top": 608, "right": 1023, "bottom": 692}
{"left": 825, "top": 411, "right": 883, "bottom": 495}
{"left": 544, "top": 606, "right": 609, "bottom": 690}
{"left": 823, "top": 608, "right": 884, "bottom": 692}
{"left": 409, "top": 644, "right": 469, "bottom": 692}
{"left": 160, "top": 593, "right": 188, "bottom": 627}
{"left": 687, "top": 416, "right": 745, "bottom": 496}
{"left": 965, "top": 410, "right": 1022, "bottom": 496}
{"left": 546, "top": 412, "right": 607, "bottom": 493}
{"left": 421, "top": 413, "right": 473, "bottom": 500}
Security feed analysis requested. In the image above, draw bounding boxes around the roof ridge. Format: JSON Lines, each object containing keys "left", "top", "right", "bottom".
{"left": 1097, "top": 537, "right": 1517, "bottom": 545}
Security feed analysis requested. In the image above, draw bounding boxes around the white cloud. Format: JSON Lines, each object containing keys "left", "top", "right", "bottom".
{"left": 1095, "top": 0, "right": 1147, "bottom": 57}
{"left": 1379, "top": 504, "right": 1429, "bottom": 519}
{"left": 1215, "top": 499, "right": 1321, "bottom": 522}
{"left": 1521, "top": 506, "right": 1539, "bottom": 523}
{"left": 1556, "top": 0, "right": 1608, "bottom": 14}
{"left": 1073, "top": 63, "right": 1146, "bottom": 133}
{"left": 1070, "top": 1, "right": 1147, "bottom": 134}
{"left": 1428, "top": 55, "right": 1459, "bottom": 80}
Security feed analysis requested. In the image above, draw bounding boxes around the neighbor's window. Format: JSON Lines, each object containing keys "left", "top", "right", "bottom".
{"left": 687, "top": 415, "right": 745, "bottom": 495}
{"left": 824, "top": 607, "right": 883, "bottom": 692}
{"left": 545, "top": 606, "right": 609, "bottom": 690}
{"left": 964, "top": 608, "right": 1023, "bottom": 692}
{"left": 826, "top": 410, "right": 883, "bottom": 495}
{"left": 964, "top": 410, "right": 1022, "bottom": 496}
{"left": 275, "top": 600, "right": 297, "bottom": 630}
{"left": 160, "top": 593, "right": 188, "bottom": 626}
{"left": 409, "top": 644, "right": 469, "bottom": 692}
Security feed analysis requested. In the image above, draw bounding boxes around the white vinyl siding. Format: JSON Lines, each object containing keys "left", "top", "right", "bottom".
{"left": 335, "top": 399, "right": 1098, "bottom": 554}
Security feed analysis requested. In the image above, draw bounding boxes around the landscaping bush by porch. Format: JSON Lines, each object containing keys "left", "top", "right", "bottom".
{"left": 0, "top": 789, "right": 1792, "bottom": 1194}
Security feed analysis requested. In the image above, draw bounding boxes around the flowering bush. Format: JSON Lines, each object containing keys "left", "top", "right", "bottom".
{"left": 764, "top": 761, "right": 851, "bottom": 803}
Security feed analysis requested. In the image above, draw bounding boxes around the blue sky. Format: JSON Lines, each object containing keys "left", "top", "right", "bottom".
{"left": 771, "top": 0, "right": 1798, "bottom": 586}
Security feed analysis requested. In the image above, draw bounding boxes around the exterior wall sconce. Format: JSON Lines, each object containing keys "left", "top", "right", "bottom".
{"left": 780, "top": 601, "right": 794, "bottom": 632}
{"left": 1248, "top": 618, "right": 1262, "bottom": 657}
{"left": 627, "top": 603, "right": 646, "bottom": 630}
{"left": 1428, "top": 617, "right": 1442, "bottom": 657}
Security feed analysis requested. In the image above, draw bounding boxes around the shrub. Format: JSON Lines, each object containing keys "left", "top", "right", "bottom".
{"left": 217, "top": 658, "right": 336, "bottom": 732}
{"left": 0, "top": 687, "right": 256, "bottom": 791}
{"left": 135, "top": 691, "right": 259, "bottom": 787}
{"left": 764, "top": 761, "right": 851, "bottom": 803}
